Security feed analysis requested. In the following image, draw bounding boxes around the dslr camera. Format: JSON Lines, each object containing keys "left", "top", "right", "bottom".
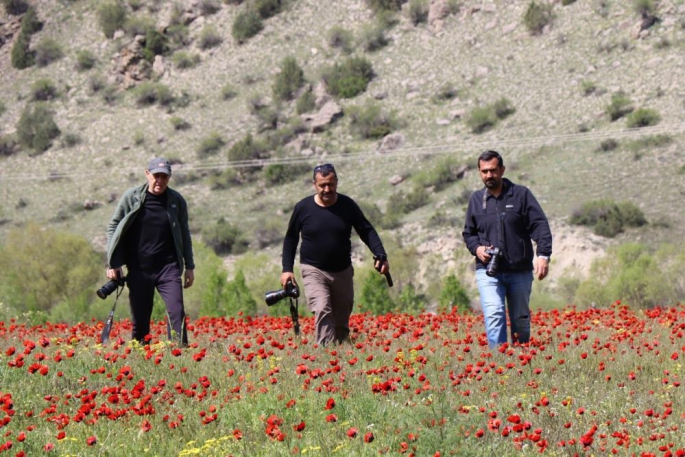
{"left": 484, "top": 247, "right": 502, "bottom": 277}
{"left": 96, "top": 276, "right": 126, "bottom": 300}
{"left": 264, "top": 280, "right": 300, "bottom": 306}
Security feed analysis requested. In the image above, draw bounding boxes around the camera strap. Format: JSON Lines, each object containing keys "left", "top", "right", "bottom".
{"left": 289, "top": 298, "right": 300, "bottom": 336}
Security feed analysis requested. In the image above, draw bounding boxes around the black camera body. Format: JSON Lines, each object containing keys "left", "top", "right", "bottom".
{"left": 97, "top": 277, "right": 126, "bottom": 300}
{"left": 484, "top": 247, "right": 502, "bottom": 277}
{"left": 264, "top": 280, "right": 300, "bottom": 306}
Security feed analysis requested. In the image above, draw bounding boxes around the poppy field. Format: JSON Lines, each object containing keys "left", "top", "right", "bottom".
{"left": 1, "top": 303, "right": 684, "bottom": 456}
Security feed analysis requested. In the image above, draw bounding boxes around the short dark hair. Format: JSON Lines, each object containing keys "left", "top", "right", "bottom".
{"left": 313, "top": 163, "right": 337, "bottom": 180}
{"left": 478, "top": 150, "right": 504, "bottom": 168}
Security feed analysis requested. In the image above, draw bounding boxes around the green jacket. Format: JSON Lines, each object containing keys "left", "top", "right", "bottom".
{"left": 106, "top": 183, "right": 195, "bottom": 271}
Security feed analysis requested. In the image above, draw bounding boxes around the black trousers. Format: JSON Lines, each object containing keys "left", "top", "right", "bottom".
{"left": 126, "top": 262, "right": 188, "bottom": 345}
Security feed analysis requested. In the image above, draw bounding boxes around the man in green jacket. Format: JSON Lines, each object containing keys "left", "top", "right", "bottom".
{"left": 106, "top": 157, "right": 195, "bottom": 345}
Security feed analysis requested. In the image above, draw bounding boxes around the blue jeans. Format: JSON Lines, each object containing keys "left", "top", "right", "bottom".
{"left": 476, "top": 269, "right": 533, "bottom": 347}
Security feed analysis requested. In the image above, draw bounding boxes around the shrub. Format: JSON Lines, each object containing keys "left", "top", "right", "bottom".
{"left": 98, "top": 2, "right": 127, "bottom": 39}
{"left": 16, "top": 103, "right": 61, "bottom": 153}
{"left": 366, "top": 0, "right": 404, "bottom": 13}
{"left": 0, "top": 223, "right": 101, "bottom": 313}
{"left": 438, "top": 274, "right": 470, "bottom": 313}
{"left": 166, "top": 24, "right": 191, "bottom": 49}
{"left": 123, "top": 15, "right": 154, "bottom": 36}
{"left": 634, "top": 0, "right": 656, "bottom": 20}
{"left": 196, "top": 131, "right": 225, "bottom": 158}
{"left": 387, "top": 186, "right": 429, "bottom": 216}
{"left": 569, "top": 199, "right": 647, "bottom": 238}
{"left": 61, "top": 132, "right": 81, "bottom": 148}
{"left": 11, "top": 31, "right": 34, "bottom": 69}
{"left": 626, "top": 134, "right": 672, "bottom": 152}
{"left": 324, "top": 56, "right": 374, "bottom": 99}
{"left": 263, "top": 163, "right": 310, "bottom": 186}
{"left": 413, "top": 157, "right": 464, "bottom": 191}
{"left": 492, "top": 97, "right": 516, "bottom": 119}
{"left": 206, "top": 168, "right": 240, "bottom": 190}
{"left": 561, "top": 0, "right": 577, "bottom": 4}
{"left": 199, "top": 0, "right": 221, "bottom": 15}
{"left": 466, "top": 106, "right": 497, "bottom": 134}
{"left": 432, "top": 82, "right": 458, "bottom": 103}
{"left": 33, "top": 37, "right": 63, "bottom": 67}
{"left": 202, "top": 217, "right": 248, "bottom": 255}
{"left": 172, "top": 51, "right": 200, "bottom": 69}
{"left": 358, "top": 24, "right": 388, "bottom": 52}
{"left": 1, "top": 0, "right": 28, "bottom": 15}
{"left": 625, "top": 107, "right": 661, "bottom": 128}
{"left": 408, "top": 0, "right": 428, "bottom": 25}
{"left": 142, "top": 29, "right": 169, "bottom": 61}
{"left": 327, "top": 26, "right": 354, "bottom": 53}
{"left": 170, "top": 116, "right": 191, "bottom": 130}
{"left": 20, "top": 6, "right": 43, "bottom": 35}
{"left": 232, "top": 10, "right": 263, "bottom": 44}
{"left": 198, "top": 24, "right": 223, "bottom": 49}
{"left": 228, "top": 134, "right": 267, "bottom": 162}
{"left": 133, "top": 82, "right": 174, "bottom": 107}
{"left": 296, "top": 89, "right": 316, "bottom": 114}
{"left": 348, "top": 103, "right": 399, "bottom": 139}
{"left": 523, "top": 1, "right": 554, "bottom": 35}
{"left": 605, "top": 91, "right": 634, "bottom": 121}
{"left": 221, "top": 84, "right": 238, "bottom": 100}
{"left": 223, "top": 270, "right": 257, "bottom": 315}
{"left": 75, "top": 50, "right": 97, "bottom": 71}
{"left": 580, "top": 80, "right": 596, "bottom": 96}
{"left": 254, "top": 0, "right": 282, "bottom": 19}
{"left": 359, "top": 269, "right": 394, "bottom": 314}
{"left": 272, "top": 57, "right": 305, "bottom": 102}
{"left": 30, "top": 78, "right": 58, "bottom": 101}
{"left": 597, "top": 138, "right": 618, "bottom": 152}
{"left": 0, "top": 136, "right": 18, "bottom": 157}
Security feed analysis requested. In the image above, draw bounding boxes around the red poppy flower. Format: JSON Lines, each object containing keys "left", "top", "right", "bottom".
{"left": 293, "top": 421, "right": 305, "bottom": 432}
{"left": 325, "top": 414, "right": 337, "bottom": 423}
{"left": 325, "top": 398, "right": 335, "bottom": 410}
{"left": 86, "top": 436, "right": 97, "bottom": 446}
{"left": 347, "top": 427, "right": 358, "bottom": 438}
{"left": 364, "top": 432, "right": 374, "bottom": 443}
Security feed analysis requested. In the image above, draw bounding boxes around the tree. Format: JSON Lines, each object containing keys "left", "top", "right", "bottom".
{"left": 16, "top": 103, "right": 60, "bottom": 153}
{"left": 438, "top": 274, "right": 470, "bottom": 313}
{"left": 224, "top": 270, "right": 257, "bottom": 315}
{"left": 359, "top": 270, "right": 394, "bottom": 314}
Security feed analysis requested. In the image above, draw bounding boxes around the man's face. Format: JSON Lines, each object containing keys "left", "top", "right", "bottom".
{"left": 146, "top": 170, "right": 170, "bottom": 195}
{"left": 478, "top": 158, "right": 505, "bottom": 190}
{"left": 313, "top": 172, "right": 338, "bottom": 206}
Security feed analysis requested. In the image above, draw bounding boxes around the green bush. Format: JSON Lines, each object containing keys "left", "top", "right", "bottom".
{"left": 569, "top": 199, "right": 647, "bottom": 238}
{"left": 324, "top": 56, "right": 374, "bottom": 99}
{"left": 61, "top": 132, "right": 81, "bottom": 148}
{"left": 33, "top": 37, "right": 64, "bottom": 67}
{"left": 254, "top": 0, "right": 282, "bottom": 18}
{"left": 202, "top": 217, "right": 248, "bottom": 255}
{"left": 0, "top": 100, "right": 5, "bottom": 116}
{"left": 11, "top": 31, "right": 34, "bottom": 69}
{"left": 172, "top": 51, "right": 200, "bottom": 69}
{"left": 296, "top": 89, "right": 316, "bottom": 114}
{"left": 75, "top": 49, "right": 97, "bottom": 71}
{"left": 133, "top": 82, "right": 174, "bottom": 107}
{"left": 20, "top": 6, "right": 43, "bottom": 35}
{"left": 492, "top": 97, "right": 516, "bottom": 119}
{"left": 634, "top": 0, "right": 656, "bottom": 20}
{"left": 413, "top": 157, "right": 464, "bottom": 191}
{"left": 221, "top": 84, "right": 238, "bottom": 100}
{"left": 438, "top": 274, "right": 470, "bottom": 313}
{"left": 359, "top": 269, "right": 394, "bottom": 314}
{"left": 123, "top": 15, "right": 154, "bottom": 36}
{"left": 431, "top": 82, "right": 458, "bottom": 103}
{"left": 327, "top": 26, "right": 354, "bottom": 53}
{"left": 199, "top": 0, "right": 221, "bottom": 15}
{"left": 625, "top": 107, "right": 661, "bottom": 128}
{"left": 347, "top": 103, "right": 399, "bottom": 139}
{"left": 272, "top": 56, "right": 305, "bottom": 102}
{"left": 366, "top": 0, "right": 404, "bottom": 13}
{"left": 198, "top": 24, "right": 223, "bottom": 49}
{"left": 408, "top": 0, "right": 428, "bottom": 25}
{"left": 263, "top": 163, "right": 310, "bottom": 186}
{"left": 597, "top": 138, "right": 618, "bottom": 152}
{"left": 466, "top": 106, "right": 497, "bottom": 134}
{"left": 16, "top": 103, "right": 61, "bottom": 153}
{"left": 0, "top": 223, "right": 101, "bottom": 313}
{"left": 0, "top": 136, "right": 18, "bottom": 157}
{"left": 196, "top": 131, "right": 226, "bottom": 158}
{"left": 30, "top": 78, "right": 58, "bottom": 101}
{"left": 626, "top": 134, "right": 672, "bottom": 152}
{"left": 561, "top": 0, "right": 577, "bottom": 4}
{"left": 166, "top": 24, "right": 191, "bottom": 49}
{"left": 98, "top": 2, "right": 128, "bottom": 39}
{"left": 580, "top": 80, "right": 597, "bottom": 96}
{"left": 228, "top": 133, "right": 267, "bottom": 162}
{"left": 358, "top": 24, "right": 388, "bottom": 52}
{"left": 170, "top": 116, "right": 191, "bottom": 130}
{"left": 2, "top": 0, "right": 28, "bottom": 15}
{"left": 386, "top": 186, "right": 429, "bottom": 216}
{"left": 523, "top": 1, "right": 554, "bottom": 35}
{"left": 605, "top": 91, "right": 634, "bottom": 121}
{"left": 232, "top": 10, "right": 263, "bottom": 43}
{"left": 142, "top": 29, "right": 169, "bottom": 61}
{"left": 206, "top": 168, "right": 241, "bottom": 190}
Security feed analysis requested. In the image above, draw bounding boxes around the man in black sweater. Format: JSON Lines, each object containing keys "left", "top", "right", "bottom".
{"left": 280, "top": 164, "right": 390, "bottom": 345}
{"left": 462, "top": 150, "right": 552, "bottom": 347}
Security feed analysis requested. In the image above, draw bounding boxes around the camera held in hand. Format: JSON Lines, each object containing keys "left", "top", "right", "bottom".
{"left": 96, "top": 276, "right": 126, "bottom": 300}
{"left": 264, "top": 280, "right": 300, "bottom": 306}
{"left": 485, "top": 247, "right": 502, "bottom": 277}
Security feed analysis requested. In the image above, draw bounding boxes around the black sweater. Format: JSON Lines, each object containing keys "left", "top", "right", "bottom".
{"left": 282, "top": 194, "right": 386, "bottom": 273}
{"left": 462, "top": 179, "right": 552, "bottom": 272}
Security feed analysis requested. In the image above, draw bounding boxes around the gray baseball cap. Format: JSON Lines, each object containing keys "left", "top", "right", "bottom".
{"left": 147, "top": 157, "right": 172, "bottom": 175}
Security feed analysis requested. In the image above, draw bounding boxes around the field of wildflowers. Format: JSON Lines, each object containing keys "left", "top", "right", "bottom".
{"left": 1, "top": 303, "right": 684, "bottom": 456}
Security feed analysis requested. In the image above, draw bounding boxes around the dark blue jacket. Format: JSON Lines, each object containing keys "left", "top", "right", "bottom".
{"left": 462, "top": 178, "right": 552, "bottom": 272}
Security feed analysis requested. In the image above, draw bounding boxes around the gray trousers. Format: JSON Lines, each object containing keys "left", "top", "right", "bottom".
{"left": 300, "top": 264, "right": 354, "bottom": 345}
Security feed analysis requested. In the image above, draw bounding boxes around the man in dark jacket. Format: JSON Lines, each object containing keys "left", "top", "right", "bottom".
{"left": 462, "top": 150, "right": 552, "bottom": 347}
{"left": 106, "top": 157, "right": 195, "bottom": 345}
{"left": 280, "top": 163, "right": 390, "bottom": 345}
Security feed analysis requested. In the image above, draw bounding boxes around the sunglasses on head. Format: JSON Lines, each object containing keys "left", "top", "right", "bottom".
{"left": 313, "top": 163, "right": 336, "bottom": 178}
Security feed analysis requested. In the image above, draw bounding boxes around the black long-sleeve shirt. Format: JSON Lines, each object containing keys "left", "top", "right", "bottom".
{"left": 282, "top": 194, "right": 386, "bottom": 273}
{"left": 462, "top": 178, "right": 552, "bottom": 272}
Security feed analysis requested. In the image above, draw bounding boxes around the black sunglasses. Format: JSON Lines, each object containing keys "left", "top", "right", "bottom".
{"left": 313, "top": 163, "right": 336, "bottom": 178}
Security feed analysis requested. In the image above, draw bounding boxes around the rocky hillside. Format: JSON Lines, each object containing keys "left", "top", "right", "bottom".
{"left": 0, "top": 0, "right": 684, "bottom": 301}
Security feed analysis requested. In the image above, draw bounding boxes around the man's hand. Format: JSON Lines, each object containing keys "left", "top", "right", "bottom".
{"left": 107, "top": 268, "right": 123, "bottom": 280}
{"left": 534, "top": 257, "right": 549, "bottom": 280}
{"left": 280, "top": 272, "right": 297, "bottom": 288}
{"left": 476, "top": 245, "right": 493, "bottom": 264}
{"left": 374, "top": 258, "right": 389, "bottom": 275}
{"left": 184, "top": 269, "right": 195, "bottom": 289}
